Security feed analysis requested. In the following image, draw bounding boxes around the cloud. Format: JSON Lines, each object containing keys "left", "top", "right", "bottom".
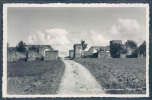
{"left": 84, "top": 18, "right": 144, "bottom": 48}
{"left": 68, "top": 30, "right": 110, "bottom": 51}
{"left": 108, "top": 18, "right": 144, "bottom": 44}
{"left": 110, "top": 18, "right": 140, "bottom": 35}
{"left": 88, "top": 30, "right": 109, "bottom": 46}
{"left": 118, "top": 18, "right": 140, "bottom": 30}
{"left": 27, "top": 28, "right": 70, "bottom": 57}
{"left": 27, "top": 18, "right": 145, "bottom": 57}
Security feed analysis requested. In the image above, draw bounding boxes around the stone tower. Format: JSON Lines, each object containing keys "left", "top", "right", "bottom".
{"left": 69, "top": 50, "right": 74, "bottom": 58}
{"left": 74, "top": 44, "right": 82, "bottom": 58}
{"left": 110, "top": 40, "right": 122, "bottom": 58}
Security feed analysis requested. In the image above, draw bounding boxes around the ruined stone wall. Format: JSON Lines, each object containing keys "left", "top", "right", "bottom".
{"left": 88, "top": 46, "right": 110, "bottom": 54}
{"left": 138, "top": 54, "right": 143, "bottom": 58}
{"left": 98, "top": 51, "right": 111, "bottom": 58}
{"left": 7, "top": 51, "right": 26, "bottom": 61}
{"left": 126, "top": 47, "right": 134, "bottom": 56}
{"left": 44, "top": 51, "right": 58, "bottom": 61}
{"left": 39, "top": 47, "right": 45, "bottom": 56}
{"left": 74, "top": 44, "right": 82, "bottom": 58}
{"left": 26, "top": 45, "right": 54, "bottom": 56}
{"left": 27, "top": 51, "right": 43, "bottom": 61}
{"left": 69, "top": 50, "right": 74, "bottom": 58}
{"left": 120, "top": 54, "right": 126, "bottom": 58}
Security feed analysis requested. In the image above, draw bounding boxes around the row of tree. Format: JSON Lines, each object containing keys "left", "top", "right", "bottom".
{"left": 110, "top": 40, "right": 146, "bottom": 58}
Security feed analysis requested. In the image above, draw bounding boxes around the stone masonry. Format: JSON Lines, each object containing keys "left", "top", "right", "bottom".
{"left": 74, "top": 44, "right": 82, "bottom": 58}
{"left": 69, "top": 50, "right": 74, "bottom": 58}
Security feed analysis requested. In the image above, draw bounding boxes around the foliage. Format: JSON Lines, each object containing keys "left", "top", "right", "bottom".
{"left": 125, "top": 40, "right": 137, "bottom": 49}
{"left": 110, "top": 43, "right": 122, "bottom": 58}
{"left": 81, "top": 40, "right": 87, "bottom": 50}
{"left": 138, "top": 41, "right": 146, "bottom": 55}
{"left": 29, "top": 45, "right": 38, "bottom": 51}
{"left": 121, "top": 46, "right": 128, "bottom": 54}
{"left": 131, "top": 49, "right": 139, "bottom": 58}
{"left": 124, "top": 40, "right": 138, "bottom": 57}
{"left": 16, "top": 41, "right": 26, "bottom": 52}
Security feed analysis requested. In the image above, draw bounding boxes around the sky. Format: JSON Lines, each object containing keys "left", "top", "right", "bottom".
{"left": 7, "top": 7, "right": 146, "bottom": 57}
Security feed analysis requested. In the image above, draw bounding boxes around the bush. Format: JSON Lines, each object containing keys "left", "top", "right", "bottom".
{"left": 125, "top": 40, "right": 137, "bottom": 49}
{"left": 138, "top": 41, "right": 146, "bottom": 56}
{"left": 16, "top": 41, "right": 26, "bottom": 52}
{"left": 110, "top": 43, "right": 122, "bottom": 58}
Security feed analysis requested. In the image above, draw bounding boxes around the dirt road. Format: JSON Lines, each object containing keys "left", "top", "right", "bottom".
{"left": 58, "top": 59, "right": 105, "bottom": 95}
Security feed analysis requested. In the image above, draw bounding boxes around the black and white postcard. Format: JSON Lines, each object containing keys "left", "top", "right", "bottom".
{"left": 2, "top": 3, "right": 149, "bottom": 98}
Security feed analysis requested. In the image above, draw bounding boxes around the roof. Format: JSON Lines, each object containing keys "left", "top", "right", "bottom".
{"left": 69, "top": 50, "right": 74, "bottom": 52}
{"left": 88, "top": 46, "right": 110, "bottom": 53}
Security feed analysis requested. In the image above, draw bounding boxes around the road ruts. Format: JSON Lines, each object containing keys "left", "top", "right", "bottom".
{"left": 58, "top": 59, "right": 105, "bottom": 95}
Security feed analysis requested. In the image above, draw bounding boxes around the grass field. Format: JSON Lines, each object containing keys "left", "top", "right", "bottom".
{"left": 74, "top": 58, "right": 146, "bottom": 94}
{"left": 7, "top": 58, "right": 65, "bottom": 94}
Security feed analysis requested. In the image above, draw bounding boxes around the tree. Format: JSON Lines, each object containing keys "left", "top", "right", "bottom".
{"left": 138, "top": 41, "right": 146, "bottom": 56}
{"left": 29, "top": 45, "right": 37, "bottom": 51}
{"left": 125, "top": 40, "right": 138, "bottom": 57}
{"left": 81, "top": 40, "right": 87, "bottom": 50}
{"left": 121, "top": 46, "right": 128, "bottom": 54}
{"left": 110, "top": 43, "right": 122, "bottom": 58}
{"left": 16, "top": 41, "right": 26, "bottom": 52}
{"left": 125, "top": 40, "right": 137, "bottom": 49}
{"left": 131, "top": 48, "right": 139, "bottom": 58}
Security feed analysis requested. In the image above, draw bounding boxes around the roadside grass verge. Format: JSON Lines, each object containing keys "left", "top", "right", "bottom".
{"left": 73, "top": 58, "right": 146, "bottom": 94}
{"left": 7, "top": 58, "right": 65, "bottom": 94}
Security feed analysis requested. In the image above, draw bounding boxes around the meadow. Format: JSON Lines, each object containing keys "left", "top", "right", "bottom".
{"left": 7, "top": 58, "right": 65, "bottom": 94}
{"left": 74, "top": 58, "right": 146, "bottom": 94}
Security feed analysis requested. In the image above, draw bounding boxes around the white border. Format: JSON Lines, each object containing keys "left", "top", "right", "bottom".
{"left": 3, "top": 3, "right": 150, "bottom": 98}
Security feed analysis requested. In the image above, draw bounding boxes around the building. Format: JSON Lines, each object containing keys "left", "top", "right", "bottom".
{"left": 27, "top": 50, "right": 43, "bottom": 61}
{"left": 26, "top": 45, "right": 54, "bottom": 56}
{"left": 88, "top": 46, "right": 110, "bottom": 53}
{"left": 7, "top": 48, "right": 26, "bottom": 61}
{"left": 7, "top": 45, "right": 59, "bottom": 61}
{"left": 44, "top": 50, "right": 58, "bottom": 60}
{"left": 97, "top": 47, "right": 111, "bottom": 58}
{"left": 69, "top": 50, "right": 74, "bottom": 58}
{"left": 71, "top": 40, "right": 144, "bottom": 59}
{"left": 72, "top": 44, "right": 111, "bottom": 58}
{"left": 74, "top": 44, "right": 83, "bottom": 58}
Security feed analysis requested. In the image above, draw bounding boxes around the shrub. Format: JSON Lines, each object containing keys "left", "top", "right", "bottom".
{"left": 138, "top": 41, "right": 146, "bottom": 56}
{"left": 110, "top": 43, "right": 122, "bottom": 58}
{"left": 16, "top": 41, "right": 26, "bottom": 52}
